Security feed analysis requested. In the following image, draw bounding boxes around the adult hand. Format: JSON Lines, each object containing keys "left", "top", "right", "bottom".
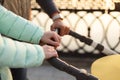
{"left": 51, "top": 19, "right": 70, "bottom": 36}
{"left": 40, "top": 31, "right": 61, "bottom": 48}
{"left": 42, "top": 45, "right": 58, "bottom": 59}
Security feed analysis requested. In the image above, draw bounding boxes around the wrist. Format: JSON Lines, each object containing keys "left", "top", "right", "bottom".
{"left": 52, "top": 13, "right": 63, "bottom": 21}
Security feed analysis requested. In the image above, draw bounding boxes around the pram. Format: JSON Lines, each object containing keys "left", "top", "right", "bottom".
{"left": 48, "top": 30, "right": 119, "bottom": 80}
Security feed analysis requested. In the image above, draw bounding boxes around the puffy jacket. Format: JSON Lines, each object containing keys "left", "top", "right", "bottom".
{"left": 0, "top": 5, "right": 45, "bottom": 80}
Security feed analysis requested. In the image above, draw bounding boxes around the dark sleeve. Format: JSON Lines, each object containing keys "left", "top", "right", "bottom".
{"left": 0, "top": 0, "right": 4, "bottom": 5}
{"left": 36, "top": 0, "right": 60, "bottom": 18}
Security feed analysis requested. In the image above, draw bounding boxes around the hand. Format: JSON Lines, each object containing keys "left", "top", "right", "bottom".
{"left": 42, "top": 45, "right": 58, "bottom": 59}
{"left": 40, "top": 31, "right": 61, "bottom": 48}
{"left": 51, "top": 19, "right": 70, "bottom": 36}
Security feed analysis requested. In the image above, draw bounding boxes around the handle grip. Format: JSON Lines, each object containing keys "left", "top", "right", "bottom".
{"left": 69, "top": 30, "right": 118, "bottom": 55}
{"left": 47, "top": 57, "right": 99, "bottom": 80}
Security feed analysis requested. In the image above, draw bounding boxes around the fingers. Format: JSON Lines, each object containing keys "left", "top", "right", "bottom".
{"left": 51, "top": 32, "right": 61, "bottom": 43}
{"left": 40, "top": 31, "right": 61, "bottom": 48}
{"left": 43, "top": 45, "right": 58, "bottom": 59}
{"left": 47, "top": 32, "right": 61, "bottom": 47}
{"left": 51, "top": 25, "right": 56, "bottom": 31}
{"left": 51, "top": 20, "right": 70, "bottom": 36}
{"left": 59, "top": 26, "right": 70, "bottom": 36}
{"left": 51, "top": 25, "right": 70, "bottom": 36}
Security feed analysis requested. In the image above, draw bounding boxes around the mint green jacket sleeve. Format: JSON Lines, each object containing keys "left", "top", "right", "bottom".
{"left": 0, "top": 5, "right": 44, "bottom": 44}
{"left": 0, "top": 34, "right": 45, "bottom": 68}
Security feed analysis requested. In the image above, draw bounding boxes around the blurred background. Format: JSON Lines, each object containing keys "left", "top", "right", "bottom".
{"left": 27, "top": 0, "right": 120, "bottom": 80}
{"left": 31, "top": 0, "right": 120, "bottom": 55}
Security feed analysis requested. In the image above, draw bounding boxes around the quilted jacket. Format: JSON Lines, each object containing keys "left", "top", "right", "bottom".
{"left": 0, "top": 5, "right": 45, "bottom": 80}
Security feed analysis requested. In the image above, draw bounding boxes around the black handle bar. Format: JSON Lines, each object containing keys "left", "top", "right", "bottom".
{"left": 69, "top": 30, "right": 117, "bottom": 55}
{"left": 47, "top": 30, "right": 103, "bottom": 80}
{"left": 47, "top": 57, "right": 99, "bottom": 80}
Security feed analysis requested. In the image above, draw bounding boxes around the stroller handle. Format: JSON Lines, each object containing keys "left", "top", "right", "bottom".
{"left": 47, "top": 57, "right": 99, "bottom": 80}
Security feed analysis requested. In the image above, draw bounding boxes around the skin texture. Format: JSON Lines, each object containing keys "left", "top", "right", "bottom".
{"left": 51, "top": 18, "right": 70, "bottom": 36}
{"left": 43, "top": 45, "right": 58, "bottom": 59}
{"left": 40, "top": 31, "right": 61, "bottom": 47}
